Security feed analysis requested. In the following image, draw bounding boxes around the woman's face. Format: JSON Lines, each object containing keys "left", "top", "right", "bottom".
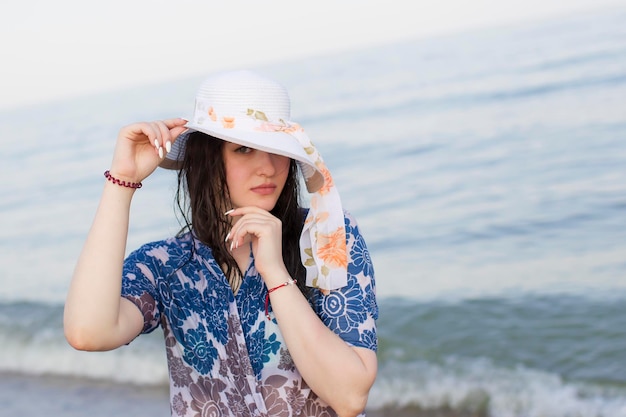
{"left": 222, "top": 142, "right": 291, "bottom": 212}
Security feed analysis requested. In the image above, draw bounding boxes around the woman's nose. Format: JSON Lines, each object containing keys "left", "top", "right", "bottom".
{"left": 256, "top": 151, "right": 277, "bottom": 176}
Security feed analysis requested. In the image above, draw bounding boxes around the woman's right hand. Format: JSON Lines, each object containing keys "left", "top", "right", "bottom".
{"left": 109, "top": 118, "right": 188, "bottom": 184}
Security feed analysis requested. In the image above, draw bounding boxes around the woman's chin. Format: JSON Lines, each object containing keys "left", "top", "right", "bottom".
{"left": 233, "top": 199, "right": 278, "bottom": 212}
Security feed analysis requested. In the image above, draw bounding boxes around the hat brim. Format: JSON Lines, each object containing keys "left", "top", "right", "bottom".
{"left": 160, "top": 121, "right": 325, "bottom": 193}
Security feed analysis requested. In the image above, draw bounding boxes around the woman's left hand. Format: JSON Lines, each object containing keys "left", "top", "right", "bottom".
{"left": 225, "top": 207, "right": 288, "bottom": 283}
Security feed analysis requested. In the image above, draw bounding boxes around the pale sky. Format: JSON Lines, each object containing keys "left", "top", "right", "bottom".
{"left": 0, "top": 0, "right": 621, "bottom": 110}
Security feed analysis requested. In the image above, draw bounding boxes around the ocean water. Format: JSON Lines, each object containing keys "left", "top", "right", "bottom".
{"left": 1, "top": 6, "right": 626, "bottom": 416}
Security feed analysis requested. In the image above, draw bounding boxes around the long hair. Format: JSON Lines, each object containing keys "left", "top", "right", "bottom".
{"left": 175, "top": 131, "right": 307, "bottom": 293}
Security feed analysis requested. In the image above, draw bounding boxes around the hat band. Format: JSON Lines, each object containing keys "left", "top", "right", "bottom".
{"left": 191, "top": 97, "right": 298, "bottom": 134}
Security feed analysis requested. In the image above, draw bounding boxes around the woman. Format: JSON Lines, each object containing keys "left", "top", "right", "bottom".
{"left": 64, "top": 70, "right": 378, "bottom": 417}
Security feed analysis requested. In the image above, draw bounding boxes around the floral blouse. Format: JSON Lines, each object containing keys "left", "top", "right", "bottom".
{"left": 121, "top": 211, "right": 378, "bottom": 417}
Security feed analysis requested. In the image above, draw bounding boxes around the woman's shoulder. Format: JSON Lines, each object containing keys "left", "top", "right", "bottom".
{"left": 128, "top": 232, "right": 194, "bottom": 259}
{"left": 342, "top": 208, "right": 356, "bottom": 221}
{"left": 342, "top": 209, "right": 362, "bottom": 231}
{"left": 124, "top": 232, "right": 198, "bottom": 276}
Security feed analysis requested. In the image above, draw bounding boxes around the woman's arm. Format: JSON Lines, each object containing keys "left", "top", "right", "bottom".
{"left": 64, "top": 182, "right": 145, "bottom": 351}
{"left": 227, "top": 207, "right": 378, "bottom": 417}
{"left": 63, "top": 119, "right": 187, "bottom": 351}
{"left": 269, "top": 281, "right": 377, "bottom": 417}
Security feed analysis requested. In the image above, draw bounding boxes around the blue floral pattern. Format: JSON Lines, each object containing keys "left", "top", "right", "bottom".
{"left": 121, "top": 211, "right": 377, "bottom": 416}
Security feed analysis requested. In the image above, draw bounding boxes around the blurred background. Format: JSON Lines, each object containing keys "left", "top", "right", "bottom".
{"left": 1, "top": 1, "right": 625, "bottom": 416}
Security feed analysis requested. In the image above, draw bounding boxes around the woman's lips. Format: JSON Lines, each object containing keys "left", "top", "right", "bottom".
{"left": 251, "top": 184, "right": 277, "bottom": 195}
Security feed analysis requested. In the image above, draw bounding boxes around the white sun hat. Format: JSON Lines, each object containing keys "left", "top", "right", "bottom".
{"left": 162, "top": 70, "right": 348, "bottom": 291}
{"left": 161, "top": 70, "right": 324, "bottom": 193}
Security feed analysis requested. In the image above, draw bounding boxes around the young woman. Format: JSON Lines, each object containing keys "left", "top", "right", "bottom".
{"left": 64, "top": 70, "right": 378, "bottom": 417}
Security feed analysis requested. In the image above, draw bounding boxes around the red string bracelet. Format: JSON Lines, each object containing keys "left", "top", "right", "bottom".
{"left": 265, "top": 278, "right": 296, "bottom": 320}
{"left": 104, "top": 170, "right": 142, "bottom": 189}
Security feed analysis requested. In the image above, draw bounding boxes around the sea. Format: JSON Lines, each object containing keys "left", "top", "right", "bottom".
{"left": 1, "top": 5, "right": 625, "bottom": 417}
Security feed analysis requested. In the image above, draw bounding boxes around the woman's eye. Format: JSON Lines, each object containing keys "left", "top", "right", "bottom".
{"left": 235, "top": 146, "right": 252, "bottom": 154}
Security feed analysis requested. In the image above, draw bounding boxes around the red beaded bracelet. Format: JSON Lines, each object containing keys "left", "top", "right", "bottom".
{"left": 104, "top": 170, "right": 142, "bottom": 189}
{"left": 265, "top": 279, "right": 296, "bottom": 320}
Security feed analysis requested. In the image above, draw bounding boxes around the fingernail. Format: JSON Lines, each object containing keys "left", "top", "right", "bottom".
{"left": 224, "top": 232, "right": 231, "bottom": 242}
{"left": 235, "top": 240, "right": 239, "bottom": 249}
{"left": 154, "top": 139, "right": 159, "bottom": 148}
{"left": 165, "top": 141, "right": 172, "bottom": 153}
{"left": 158, "top": 147, "right": 164, "bottom": 159}
{"left": 224, "top": 209, "right": 235, "bottom": 215}
{"left": 229, "top": 241, "right": 234, "bottom": 251}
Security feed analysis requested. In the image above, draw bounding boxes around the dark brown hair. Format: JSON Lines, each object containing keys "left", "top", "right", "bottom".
{"left": 175, "top": 131, "right": 307, "bottom": 293}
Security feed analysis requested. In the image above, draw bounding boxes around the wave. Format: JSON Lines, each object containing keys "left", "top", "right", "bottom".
{"left": 377, "top": 295, "right": 626, "bottom": 385}
{"left": 372, "top": 358, "right": 626, "bottom": 417}
{"left": 2, "top": 295, "right": 626, "bottom": 416}
{"left": 0, "top": 301, "right": 168, "bottom": 385}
